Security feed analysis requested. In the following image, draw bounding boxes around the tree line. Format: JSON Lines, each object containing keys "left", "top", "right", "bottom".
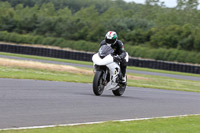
{"left": 0, "top": 0, "right": 200, "bottom": 61}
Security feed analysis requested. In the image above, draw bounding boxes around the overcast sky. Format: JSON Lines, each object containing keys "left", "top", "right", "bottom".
{"left": 124, "top": 0, "right": 177, "bottom": 8}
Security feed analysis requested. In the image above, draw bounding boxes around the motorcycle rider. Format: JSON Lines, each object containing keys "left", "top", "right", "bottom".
{"left": 100, "top": 31, "right": 127, "bottom": 83}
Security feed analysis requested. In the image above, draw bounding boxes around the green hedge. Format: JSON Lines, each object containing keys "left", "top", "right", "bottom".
{"left": 0, "top": 31, "right": 199, "bottom": 64}
{"left": 125, "top": 45, "right": 200, "bottom": 64}
{"left": 0, "top": 31, "right": 99, "bottom": 52}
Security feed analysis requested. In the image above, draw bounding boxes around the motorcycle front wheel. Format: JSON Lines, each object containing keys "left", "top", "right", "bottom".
{"left": 93, "top": 71, "right": 104, "bottom": 96}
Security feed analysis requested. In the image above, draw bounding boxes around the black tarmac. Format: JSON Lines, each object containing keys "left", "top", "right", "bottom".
{"left": 0, "top": 78, "right": 200, "bottom": 129}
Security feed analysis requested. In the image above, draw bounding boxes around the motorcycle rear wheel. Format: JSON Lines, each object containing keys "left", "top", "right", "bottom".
{"left": 112, "top": 85, "right": 126, "bottom": 96}
{"left": 112, "top": 76, "right": 127, "bottom": 96}
{"left": 93, "top": 71, "right": 104, "bottom": 96}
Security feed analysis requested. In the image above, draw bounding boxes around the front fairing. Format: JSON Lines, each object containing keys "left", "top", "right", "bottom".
{"left": 92, "top": 53, "right": 113, "bottom": 66}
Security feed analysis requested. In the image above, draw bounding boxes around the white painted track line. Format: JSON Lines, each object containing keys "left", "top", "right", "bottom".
{"left": 1, "top": 114, "right": 199, "bottom": 131}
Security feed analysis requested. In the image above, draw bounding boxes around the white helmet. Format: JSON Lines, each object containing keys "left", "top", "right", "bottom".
{"left": 105, "top": 31, "right": 118, "bottom": 45}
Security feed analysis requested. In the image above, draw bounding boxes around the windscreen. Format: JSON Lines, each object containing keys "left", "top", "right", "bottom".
{"left": 98, "top": 45, "right": 114, "bottom": 57}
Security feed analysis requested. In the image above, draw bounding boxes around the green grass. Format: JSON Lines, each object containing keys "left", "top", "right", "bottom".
{"left": 1, "top": 52, "right": 200, "bottom": 78}
{"left": 1, "top": 115, "right": 200, "bottom": 133}
{"left": 0, "top": 65, "right": 200, "bottom": 93}
{"left": 128, "top": 73, "right": 200, "bottom": 92}
{"left": 0, "top": 66, "right": 92, "bottom": 83}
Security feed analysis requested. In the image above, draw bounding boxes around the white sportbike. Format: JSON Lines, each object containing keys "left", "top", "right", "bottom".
{"left": 92, "top": 45, "right": 129, "bottom": 96}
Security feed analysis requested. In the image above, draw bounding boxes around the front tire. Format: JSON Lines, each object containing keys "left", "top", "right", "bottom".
{"left": 93, "top": 71, "right": 104, "bottom": 96}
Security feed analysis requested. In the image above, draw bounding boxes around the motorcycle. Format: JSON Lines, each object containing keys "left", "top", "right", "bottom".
{"left": 92, "top": 45, "right": 129, "bottom": 96}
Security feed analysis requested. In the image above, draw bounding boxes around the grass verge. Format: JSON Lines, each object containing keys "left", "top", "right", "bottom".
{"left": 1, "top": 115, "right": 200, "bottom": 133}
{"left": 1, "top": 52, "right": 200, "bottom": 78}
{"left": 0, "top": 58, "right": 200, "bottom": 93}
{"left": 0, "top": 66, "right": 92, "bottom": 83}
{"left": 0, "top": 52, "right": 93, "bottom": 66}
{"left": 127, "top": 72, "right": 200, "bottom": 92}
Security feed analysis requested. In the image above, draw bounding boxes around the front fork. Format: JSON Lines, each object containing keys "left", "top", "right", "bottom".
{"left": 93, "top": 65, "right": 108, "bottom": 86}
{"left": 102, "top": 69, "right": 109, "bottom": 85}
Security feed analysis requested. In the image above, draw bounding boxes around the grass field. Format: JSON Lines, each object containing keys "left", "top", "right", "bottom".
{"left": 1, "top": 115, "right": 200, "bottom": 133}
{"left": 1, "top": 52, "right": 200, "bottom": 78}
{"left": 0, "top": 58, "right": 200, "bottom": 92}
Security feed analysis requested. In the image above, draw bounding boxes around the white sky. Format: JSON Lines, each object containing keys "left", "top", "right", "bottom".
{"left": 124, "top": 0, "right": 177, "bottom": 8}
{"left": 125, "top": 0, "right": 200, "bottom": 9}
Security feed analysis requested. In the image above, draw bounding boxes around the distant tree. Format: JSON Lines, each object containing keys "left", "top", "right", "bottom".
{"left": 176, "top": 0, "right": 199, "bottom": 10}
{"left": 1, "top": 0, "right": 200, "bottom": 52}
{"left": 193, "top": 27, "right": 200, "bottom": 51}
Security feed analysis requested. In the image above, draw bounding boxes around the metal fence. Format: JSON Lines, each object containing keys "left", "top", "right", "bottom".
{"left": 0, "top": 44, "right": 200, "bottom": 74}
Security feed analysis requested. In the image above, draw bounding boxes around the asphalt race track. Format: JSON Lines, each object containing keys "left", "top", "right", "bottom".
{"left": 0, "top": 54, "right": 200, "bottom": 81}
{"left": 0, "top": 78, "right": 200, "bottom": 129}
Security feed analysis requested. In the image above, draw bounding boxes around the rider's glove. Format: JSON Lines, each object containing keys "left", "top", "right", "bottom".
{"left": 113, "top": 55, "right": 121, "bottom": 62}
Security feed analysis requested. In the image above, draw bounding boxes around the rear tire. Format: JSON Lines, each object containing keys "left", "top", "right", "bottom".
{"left": 112, "top": 85, "right": 126, "bottom": 96}
{"left": 112, "top": 76, "right": 127, "bottom": 96}
{"left": 93, "top": 71, "right": 104, "bottom": 96}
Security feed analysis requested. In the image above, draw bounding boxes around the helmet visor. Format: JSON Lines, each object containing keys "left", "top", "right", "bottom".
{"left": 106, "top": 38, "right": 116, "bottom": 44}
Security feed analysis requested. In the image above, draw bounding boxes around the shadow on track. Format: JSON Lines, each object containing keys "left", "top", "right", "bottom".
{"left": 73, "top": 92, "right": 143, "bottom": 100}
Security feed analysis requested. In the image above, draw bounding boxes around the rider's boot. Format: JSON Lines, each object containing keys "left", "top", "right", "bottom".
{"left": 121, "top": 66, "right": 127, "bottom": 84}
{"left": 122, "top": 75, "right": 126, "bottom": 83}
{"left": 120, "top": 59, "right": 127, "bottom": 84}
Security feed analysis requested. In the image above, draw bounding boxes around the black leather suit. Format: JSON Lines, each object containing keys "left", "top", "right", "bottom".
{"left": 100, "top": 40, "right": 127, "bottom": 77}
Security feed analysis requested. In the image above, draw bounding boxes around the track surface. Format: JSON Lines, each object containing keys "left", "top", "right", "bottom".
{"left": 0, "top": 55, "right": 200, "bottom": 81}
{"left": 0, "top": 78, "right": 200, "bottom": 129}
